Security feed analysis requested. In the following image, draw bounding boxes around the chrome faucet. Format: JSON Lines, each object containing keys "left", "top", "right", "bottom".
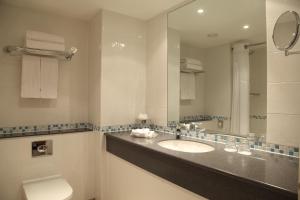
{"left": 176, "top": 123, "right": 183, "bottom": 139}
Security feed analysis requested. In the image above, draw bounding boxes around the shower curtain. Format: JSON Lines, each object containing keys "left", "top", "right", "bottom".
{"left": 231, "top": 43, "right": 250, "bottom": 136}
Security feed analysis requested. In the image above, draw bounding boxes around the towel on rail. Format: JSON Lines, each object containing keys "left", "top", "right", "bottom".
{"left": 180, "top": 57, "right": 202, "bottom": 66}
{"left": 21, "top": 55, "right": 41, "bottom": 98}
{"left": 25, "top": 30, "right": 65, "bottom": 51}
{"left": 180, "top": 72, "right": 196, "bottom": 100}
{"left": 21, "top": 55, "right": 59, "bottom": 99}
{"left": 40, "top": 57, "right": 58, "bottom": 99}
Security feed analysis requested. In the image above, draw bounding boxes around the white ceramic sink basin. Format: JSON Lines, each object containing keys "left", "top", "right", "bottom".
{"left": 157, "top": 140, "right": 214, "bottom": 153}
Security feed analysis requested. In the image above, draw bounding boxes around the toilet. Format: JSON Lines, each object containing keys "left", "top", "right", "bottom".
{"left": 22, "top": 175, "right": 73, "bottom": 200}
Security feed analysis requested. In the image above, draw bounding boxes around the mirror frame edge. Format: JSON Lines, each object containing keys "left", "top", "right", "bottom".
{"left": 272, "top": 10, "right": 300, "bottom": 52}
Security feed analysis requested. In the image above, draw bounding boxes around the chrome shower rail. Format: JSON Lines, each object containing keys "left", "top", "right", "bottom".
{"left": 3, "top": 45, "right": 78, "bottom": 61}
{"left": 244, "top": 42, "right": 266, "bottom": 49}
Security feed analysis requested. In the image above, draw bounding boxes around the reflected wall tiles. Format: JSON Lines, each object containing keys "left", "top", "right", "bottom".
{"left": 265, "top": 0, "right": 300, "bottom": 149}
{"left": 179, "top": 115, "right": 230, "bottom": 123}
{"left": 250, "top": 115, "right": 267, "bottom": 120}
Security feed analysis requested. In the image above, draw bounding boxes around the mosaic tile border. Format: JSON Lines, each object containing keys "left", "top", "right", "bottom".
{"left": 93, "top": 123, "right": 299, "bottom": 158}
{"left": 179, "top": 115, "right": 229, "bottom": 123}
{"left": 179, "top": 114, "right": 268, "bottom": 123}
{"left": 250, "top": 115, "right": 267, "bottom": 120}
{"left": 0, "top": 122, "right": 91, "bottom": 135}
{"left": 2, "top": 122, "right": 297, "bottom": 158}
{"left": 163, "top": 127, "right": 299, "bottom": 158}
{"left": 91, "top": 123, "right": 151, "bottom": 133}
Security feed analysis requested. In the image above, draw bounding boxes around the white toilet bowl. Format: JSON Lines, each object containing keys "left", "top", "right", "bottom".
{"left": 22, "top": 175, "right": 73, "bottom": 200}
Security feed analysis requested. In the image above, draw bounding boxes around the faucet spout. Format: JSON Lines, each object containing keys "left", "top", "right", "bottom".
{"left": 176, "top": 123, "right": 182, "bottom": 139}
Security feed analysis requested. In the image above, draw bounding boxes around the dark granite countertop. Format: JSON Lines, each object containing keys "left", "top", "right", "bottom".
{"left": 105, "top": 131, "right": 299, "bottom": 198}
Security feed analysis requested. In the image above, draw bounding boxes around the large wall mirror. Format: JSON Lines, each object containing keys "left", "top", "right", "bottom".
{"left": 167, "top": 0, "right": 267, "bottom": 138}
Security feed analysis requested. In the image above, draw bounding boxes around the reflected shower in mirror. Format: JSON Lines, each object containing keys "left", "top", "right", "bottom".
{"left": 167, "top": 0, "right": 267, "bottom": 138}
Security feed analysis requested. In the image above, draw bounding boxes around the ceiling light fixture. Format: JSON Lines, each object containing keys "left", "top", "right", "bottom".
{"left": 243, "top": 25, "right": 250, "bottom": 29}
{"left": 197, "top": 9, "right": 204, "bottom": 14}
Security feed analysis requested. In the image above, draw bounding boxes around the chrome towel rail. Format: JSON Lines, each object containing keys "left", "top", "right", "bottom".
{"left": 3, "top": 45, "right": 77, "bottom": 61}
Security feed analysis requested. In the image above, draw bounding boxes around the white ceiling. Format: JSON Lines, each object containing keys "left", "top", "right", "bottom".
{"left": 168, "top": 0, "right": 266, "bottom": 48}
{"left": 0, "top": 0, "right": 188, "bottom": 20}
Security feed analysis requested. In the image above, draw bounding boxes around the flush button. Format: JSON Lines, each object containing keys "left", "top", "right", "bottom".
{"left": 32, "top": 140, "right": 53, "bottom": 157}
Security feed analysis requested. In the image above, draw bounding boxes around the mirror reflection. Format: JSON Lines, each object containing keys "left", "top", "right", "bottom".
{"left": 273, "top": 11, "right": 300, "bottom": 51}
{"left": 167, "top": 0, "right": 267, "bottom": 138}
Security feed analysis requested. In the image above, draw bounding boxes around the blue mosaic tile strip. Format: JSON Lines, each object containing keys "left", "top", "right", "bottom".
{"left": 93, "top": 123, "right": 299, "bottom": 158}
{"left": 179, "top": 115, "right": 229, "bottom": 124}
{"left": 170, "top": 128, "right": 299, "bottom": 158}
{"left": 167, "top": 121, "right": 179, "bottom": 127}
{"left": 0, "top": 122, "right": 91, "bottom": 135}
{"left": 92, "top": 123, "right": 152, "bottom": 133}
{"left": 179, "top": 114, "right": 267, "bottom": 123}
{"left": 8, "top": 121, "right": 295, "bottom": 158}
{"left": 250, "top": 115, "right": 267, "bottom": 120}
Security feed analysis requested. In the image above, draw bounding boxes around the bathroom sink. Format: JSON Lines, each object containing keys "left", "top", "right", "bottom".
{"left": 157, "top": 140, "right": 214, "bottom": 153}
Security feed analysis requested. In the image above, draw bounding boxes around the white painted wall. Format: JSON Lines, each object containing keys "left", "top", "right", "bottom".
{"left": 0, "top": 132, "right": 97, "bottom": 200}
{"left": 203, "top": 44, "right": 232, "bottom": 132}
{"left": 266, "top": 0, "right": 300, "bottom": 147}
{"left": 0, "top": 4, "right": 89, "bottom": 127}
{"left": 181, "top": 44, "right": 205, "bottom": 62}
{"left": 177, "top": 44, "right": 231, "bottom": 121}
{"left": 167, "top": 28, "right": 180, "bottom": 122}
{"left": 204, "top": 44, "right": 232, "bottom": 118}
{"left": 179, "top": 44, "right": 205, "bottom": 119}
{"left": 176, "top": 44, "right": 231, "bottom": 132}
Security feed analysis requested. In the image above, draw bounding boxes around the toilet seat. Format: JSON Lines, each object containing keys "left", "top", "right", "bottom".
{"left": 23, "top": 175, "right": 73, "bottom": 200}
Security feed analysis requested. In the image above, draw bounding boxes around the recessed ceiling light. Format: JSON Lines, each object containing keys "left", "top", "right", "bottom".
{"left": 243, "top": 25, "right": 250, "bottom": 29}
{"left": 197, "top": 9, "right": 204, "bottom": 14}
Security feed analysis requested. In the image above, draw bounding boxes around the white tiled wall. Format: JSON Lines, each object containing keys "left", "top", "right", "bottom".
{"left": 266, "top": 0, "right": 300, "bottom": 147}
{"left": 88, "top": 11, "right": 102, "bottom": 126}
{"left": 249, "top": 47, "right": 267, "bottom": 135}
{"left": 0, "top": 4, "right": 89, "bottom": 127}
{"left": 100, "top": 10, "right": 147, "bottom": 126}
{"left": 0, "top": 132, "right": 97, "bottom": 200}
{"left": 146, "top": 14, "right": 168, "bottom": 126}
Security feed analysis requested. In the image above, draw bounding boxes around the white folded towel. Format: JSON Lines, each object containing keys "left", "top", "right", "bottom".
{"left": 180, "top": 57, "right": 202, "bottom": 66}
{"left": 180, "top": 72, "right": 196, "bottom": 100}
{"left": 26, "top": 30, "right": 65, "bottom": 51}
{"left": 180, "top": 62, "right": 204, "bottom": 72}
{"left": 26, "top": 30, "right": 64, "bottom": 43}
{"left": 21, "top": 55, "right": 41, "bottom": 98}
{"left": 40, "top": 57, "right": 58, "bottom": 99}
{"left": 130, "top": 128, "right": 158, "bottom": 138}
